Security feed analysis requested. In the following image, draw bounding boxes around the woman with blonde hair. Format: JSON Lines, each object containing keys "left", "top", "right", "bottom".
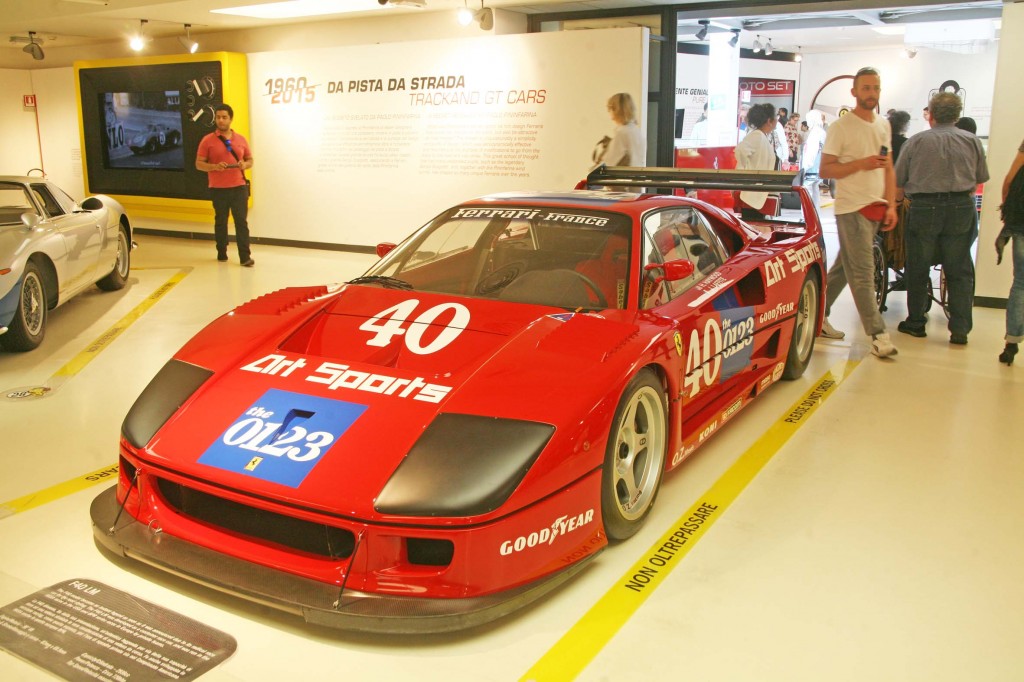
{"left": 599, "top": 92, "right": 647, "bottom": 167}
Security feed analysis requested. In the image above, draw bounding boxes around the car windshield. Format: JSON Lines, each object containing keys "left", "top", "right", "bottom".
{"left": 364, "top": 205, "right": 634, "bottom": 310}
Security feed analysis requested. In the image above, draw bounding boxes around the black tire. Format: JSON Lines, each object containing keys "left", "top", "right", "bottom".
{"left": 96, "top": 226, "right": 130, "bottom": 292}
{"left": 872, "top": 236, "right": 888, "bottom": 312}
{"left": 601, "top": 368, "right": 668, "bottom": 541}
{"left": 2, "top": 261, "right": 47, "bottom": 352}
{"left": 782, "top": 273, "right": 819, "bottom": 380}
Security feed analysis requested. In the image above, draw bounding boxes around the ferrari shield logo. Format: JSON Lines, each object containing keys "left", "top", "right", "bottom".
{"left": 674, "top": 332, "right": 683, "bottom": 356}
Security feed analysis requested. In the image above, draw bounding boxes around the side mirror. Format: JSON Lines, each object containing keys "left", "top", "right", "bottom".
{"left": 80, "top": 197, "right": 104, "bottom": 211}
{"left": 376, "top": 242, "right": 397, "bottom": 258}
{"left": 644, "top": 259, "right": 695, "bottom": 284}
{"left": 20, "top": 212, "right": 40, "bottom": 229}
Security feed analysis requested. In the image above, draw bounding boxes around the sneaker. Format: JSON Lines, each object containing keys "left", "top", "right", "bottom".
{"left": 241, "top": 258, "right": 255, "bottom": 267}
{"left": 897, "top": 320, "right": 926, "bottom": 338}
{"left": 950, "top": 333, "right": 968, "bottom": 345}
{"left": 872, "top": 332, "right": 898, "bottom": 358}
{"left": 819, "top": 318, "right": 845, "bottom": 340}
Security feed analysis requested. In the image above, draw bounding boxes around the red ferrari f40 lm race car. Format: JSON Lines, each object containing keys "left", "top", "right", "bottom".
{"left": 92, "top": 167, "right": 826, "bottom": 633}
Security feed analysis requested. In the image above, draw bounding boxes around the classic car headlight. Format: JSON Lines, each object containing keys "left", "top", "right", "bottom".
{"left": 122, "top": 359, "right": 214, "bottom": 448}
{"left": 375, "top": 414, "right": 554, "bottom": 517}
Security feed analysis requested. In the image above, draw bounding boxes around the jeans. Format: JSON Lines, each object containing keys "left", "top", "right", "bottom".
{"left": 211, "top": 185, "right": 251, "bottom": 261}
{"left": 1008, "top": 232, "right": 1024, "bottom": 343}
{"left": 904, "top": 195, "right": 977, "bottom": 336}
{"left": 825, "top": 211, "right": 885, "bottom": 336}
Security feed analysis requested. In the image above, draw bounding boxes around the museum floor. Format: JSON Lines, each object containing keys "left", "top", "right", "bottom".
{"left": 1, "top": 225, "right": 1021, "bottom": 681}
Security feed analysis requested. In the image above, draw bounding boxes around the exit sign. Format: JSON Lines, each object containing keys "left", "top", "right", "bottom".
{"left": 24, "top": 95, "right": 37, "bottom": 108}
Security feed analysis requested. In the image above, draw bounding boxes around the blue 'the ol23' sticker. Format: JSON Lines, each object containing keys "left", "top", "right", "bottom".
{"left": 198, "top": 389, "right": 366, "bottom": 488}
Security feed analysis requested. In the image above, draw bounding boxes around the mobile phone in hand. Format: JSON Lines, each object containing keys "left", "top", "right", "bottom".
{"left": 879, "top": 145, "right": 889, "bottom": 156}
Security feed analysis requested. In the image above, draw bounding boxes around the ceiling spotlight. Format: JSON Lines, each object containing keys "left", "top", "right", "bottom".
{"left": 902, "top": 47, "right": 918, "bottom": 59}
{"left": 178, "top": 23, "right": 198, "bottom": 53}
{"left": 729, "top": 29, "right": 740, "bottom": 48}
{"left": 695, "top": 20, "right": 709, "bottom": 41}
{"left": 457, "top": 1, "right": 491, "bottom": 29}
{"left": 129, "top": 20, "right": 147, "bottom": 51}
{"left": 795, "top": 46, "right": 803, "bottom": 62}
{"left": 752, "top": 35, "right": 763, "bottom": 53}
{"left": 764, "top": 39, "right": 773, "bottom": 56}
{"left": 22, "top": 31, "right": 44, "bottom": 60}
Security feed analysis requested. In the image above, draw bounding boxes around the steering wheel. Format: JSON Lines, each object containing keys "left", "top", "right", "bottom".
{"left": 476, "top": 261, "right": 526, "bottom": 295}
{"left": 569, "top": 270, "right": 609, "bottom": 309}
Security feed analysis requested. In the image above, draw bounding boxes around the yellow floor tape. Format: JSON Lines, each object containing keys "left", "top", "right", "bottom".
{"left": 521, "top": 358, "right": 860, "bottom": 681}
{"left": 0, "top": 463, "right": 119, "bottom": 519}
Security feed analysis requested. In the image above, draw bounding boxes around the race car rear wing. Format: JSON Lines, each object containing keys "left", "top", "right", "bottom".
{"left": 582, "top": 165, "right": 801, "bottom": 193}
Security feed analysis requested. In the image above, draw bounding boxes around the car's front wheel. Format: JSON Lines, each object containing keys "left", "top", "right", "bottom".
{"left": 97, "top": 226, "right": 130, "bottom": 292}
{"left": 3, "top": 262, "right": 47, "bottom": 352}
{"left": 601, "top": 368, "right": 668, "bottom": 541}
{"left": 782, "top": 273, "right": 819, "bottom": 380}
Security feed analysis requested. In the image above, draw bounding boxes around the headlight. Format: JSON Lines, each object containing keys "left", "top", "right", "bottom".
{"left": 122, "top": 359, "right": 213, "bottom": 448}
{"left": 375, "top": 414, "right": 554, "bottom": 517}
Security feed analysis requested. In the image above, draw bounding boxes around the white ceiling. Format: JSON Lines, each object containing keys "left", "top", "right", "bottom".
{"left": 1, "top": 0, "right": 1003, "bottom": 66}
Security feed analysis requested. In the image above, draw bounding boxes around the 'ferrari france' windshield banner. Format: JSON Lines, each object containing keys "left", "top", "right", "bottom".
{"left": 198, "top": 389, "right": 366, "bottom": 488}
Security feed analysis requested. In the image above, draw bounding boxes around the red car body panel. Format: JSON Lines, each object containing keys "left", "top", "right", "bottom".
{"left": 92, "top": 168, "right": 826, "bottom": 632}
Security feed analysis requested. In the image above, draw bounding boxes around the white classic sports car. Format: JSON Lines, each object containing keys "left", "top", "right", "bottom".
{"left": 0, "top": 174, "right": 132, "bottom": 351}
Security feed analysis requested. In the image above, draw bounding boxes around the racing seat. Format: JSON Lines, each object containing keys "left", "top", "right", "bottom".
{"left": 575, "top": 234, "right": 629, "bottom": 309}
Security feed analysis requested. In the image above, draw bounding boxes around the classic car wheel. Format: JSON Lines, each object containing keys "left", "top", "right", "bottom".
{"left": 782, "top": 273, "right": 819, "bottom": 380}
{"left": 602, "top": 368, "right": 668, "bottom": 541}
{"left": 3, "top": 262, "right": 47, "bottom": 352}
{"left": 97, "top": 227, "right": 130, "bottom": 292}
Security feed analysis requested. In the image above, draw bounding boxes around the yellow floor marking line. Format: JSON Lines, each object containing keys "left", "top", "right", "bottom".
{"left": 3, "top": 267, "right": 191, "bottom": 402}
{"left": 521, "top": 358, "right": 860, "bottom": 682}
{"left": 0, "top": 463, "right": 118, "bottom": 519}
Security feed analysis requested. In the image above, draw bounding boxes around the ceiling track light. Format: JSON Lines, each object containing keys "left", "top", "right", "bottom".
{"left": 729, "top": 29, "right": 740, "bottom": 48}
{"left": 695, "top": 19, "right": 709, "bottom": 41}
{"left": 764, "top": 38, "right": 773, "bottom": 56}
{"left": 795, "top": 45, "right": 803, "bottom": 62}
{"left": 903, "top": 46, "right": 918, "bottom": 59}
{"left": 129, "top": 19, "right": 147, "bottom": 52}
{"left": 457, "top": 0, "right": 492, "bottom": 30}
{"left": 752, "top": 34, "right": 763, "bottom": 53}
{"left": 23, "top": 31, "right": 44, "bottom": 60}
{"left": 178, "top": 23, "right": 198, "bottom": 53}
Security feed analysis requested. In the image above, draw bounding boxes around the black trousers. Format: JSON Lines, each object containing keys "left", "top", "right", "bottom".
{"left": 211, "top": 185, "right": 250, "bottom": 261}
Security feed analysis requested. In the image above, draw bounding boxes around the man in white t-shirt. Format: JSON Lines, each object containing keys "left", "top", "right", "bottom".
{"left": 818, "top": 66, "right": 898, "bottom": 358}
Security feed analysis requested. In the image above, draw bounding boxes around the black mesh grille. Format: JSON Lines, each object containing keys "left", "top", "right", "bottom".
{"left": 155, "top": 478, "right": 355, "bottom": 559}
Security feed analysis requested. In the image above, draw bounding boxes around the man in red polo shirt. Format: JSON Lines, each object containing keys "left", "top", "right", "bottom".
{"left": 196, "top": 103, "right": 254, "bottom": 266}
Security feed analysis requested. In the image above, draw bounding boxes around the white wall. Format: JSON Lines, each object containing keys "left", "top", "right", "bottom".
{"left": 796, "top": 44, "right": 998, "bottom": 135}
{"left": 0, "top": 69, "right": 44, "bottom": 175}
{"left": 244, "top": 27, "right": 648, "bottom": 246}
{"left": 976, "top": 1, "right": 1022, "bottom": 302}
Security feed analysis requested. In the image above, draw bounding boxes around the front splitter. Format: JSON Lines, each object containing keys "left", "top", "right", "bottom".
{"left": 90, "top": 485, "right": 599, "bottom": 634}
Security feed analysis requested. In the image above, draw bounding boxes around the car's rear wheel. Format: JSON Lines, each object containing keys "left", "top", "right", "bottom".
{"left": 782, "top": 272, "right": 819, "bottom": 380}
{"left": 601, "top": 368, "right": 668, "bottom": 541}
{"left": 3, "top": 262, "right": 47, "bottom": 352}
{"left": 97, "top": 226, "right": 130, "bottom": 292}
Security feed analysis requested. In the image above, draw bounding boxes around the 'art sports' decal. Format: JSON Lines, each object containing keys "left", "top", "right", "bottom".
{"left": 198, "top": 389, "right": 366, "bottom": 488}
